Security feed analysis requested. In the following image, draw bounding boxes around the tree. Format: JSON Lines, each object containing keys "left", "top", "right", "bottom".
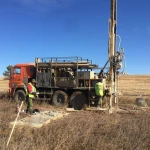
{"left": 3, "top": 65, "right": 13, "bottom": 78}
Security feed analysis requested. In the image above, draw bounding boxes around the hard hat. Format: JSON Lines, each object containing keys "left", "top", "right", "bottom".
{"left": 31, "top": 79, "right": 37, "bottom": 83}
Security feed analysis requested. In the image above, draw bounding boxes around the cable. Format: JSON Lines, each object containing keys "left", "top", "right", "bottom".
{"left": 121, "top": 55, "right": 126, "bottom": 74}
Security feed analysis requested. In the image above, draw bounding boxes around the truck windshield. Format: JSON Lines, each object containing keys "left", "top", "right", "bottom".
{"left": 11, "top": 68, "right": 21, "bottom": 74}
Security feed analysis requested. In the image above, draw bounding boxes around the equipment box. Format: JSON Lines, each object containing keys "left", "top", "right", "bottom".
{"left": 78, "top": 71, "right": 94, "bottom": 79}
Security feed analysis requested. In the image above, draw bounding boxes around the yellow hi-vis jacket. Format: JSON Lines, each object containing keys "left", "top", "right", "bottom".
{"left": 27, "top": 83, "right": 36, "bottom": 98}
{"left": 95, "top": 82, "right": 104, "bottom": 97}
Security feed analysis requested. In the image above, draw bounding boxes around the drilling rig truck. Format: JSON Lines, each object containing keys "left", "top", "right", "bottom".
{"left": 9, "top": 0, "right": 124, "bottom": 112}
{"left": 9, "top": 56, "right": 107, "bottom": 110}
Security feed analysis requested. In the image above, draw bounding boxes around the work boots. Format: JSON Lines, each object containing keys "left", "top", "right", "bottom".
{"left": 97, "top": 105, "right": 101, "bottom": 110}
{"left": 26, "top": 109, "right": 33, "bottom": 115}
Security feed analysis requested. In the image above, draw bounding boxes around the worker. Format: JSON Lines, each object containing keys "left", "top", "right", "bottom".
{"left": 26, "top": 79, "right": 37, "bottom": 115}
{"left": 94, "top": 78, "right": 105, "bottom": 109}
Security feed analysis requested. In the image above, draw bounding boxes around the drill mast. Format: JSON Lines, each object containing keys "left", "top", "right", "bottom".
{"left": 108, "top": 0, "right": 117, "bottom": 113}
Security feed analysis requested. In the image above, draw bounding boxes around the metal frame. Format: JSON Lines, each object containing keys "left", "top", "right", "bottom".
{"left": 35, "top": 56, "right": 100, "bottom": 106}
{"left": 35, "top": 56, "right": 98, "bottom": 89}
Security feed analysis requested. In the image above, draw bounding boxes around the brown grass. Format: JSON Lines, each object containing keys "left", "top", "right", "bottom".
{"left": 0, "top": 78, "right": 9, "bottom": 92}
{"left": 0, "top": 76, "right": 150, "bottom": 149}
{"left": 118, "top": 75, "right": 150, "bottom": 95}
{"left": 0, "top": 94, "right": 150, "bottom": 150}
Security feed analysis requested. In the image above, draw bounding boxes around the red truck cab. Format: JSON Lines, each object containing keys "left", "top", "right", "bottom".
{"left": 9, "top": 63, "right": 36, "bottom": 101}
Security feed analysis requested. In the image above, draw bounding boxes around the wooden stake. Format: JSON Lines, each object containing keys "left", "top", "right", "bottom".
{"left": 6, "top": 101, "right": 24, "bottom": 147}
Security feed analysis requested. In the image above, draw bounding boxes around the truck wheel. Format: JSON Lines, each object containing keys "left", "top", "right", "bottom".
{"left": 70, "top": 91, "right": 86, "bottom": 110}
{"left": 52, "top": 90, "right": 68, "bottom": 107}
{"left": 14, "top": 90, "right": 26, "bottom": 104}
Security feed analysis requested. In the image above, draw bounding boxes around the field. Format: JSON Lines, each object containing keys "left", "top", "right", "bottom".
{"left": 0, "top": 77, "right": 9, "bottom": 92}
{"left": 0, "top": 75, "right": 150, "bottom": 150}
{"left": 118, "top": 75, "right": 150, "bottom": 96}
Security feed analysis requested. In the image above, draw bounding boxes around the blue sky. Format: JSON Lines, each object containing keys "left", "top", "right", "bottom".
{"left": 0, "top": 0, "right": 150, "bottom": 76}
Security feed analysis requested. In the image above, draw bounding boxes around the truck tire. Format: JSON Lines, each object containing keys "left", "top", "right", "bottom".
{"left": 70, "top": 91, "right": 86, "bottom": 110}
{"left": 14, "top": 90, "right": 26, "bottom": 104}
{"left": 52, "top": 90, "right": 68, "bottom": 107}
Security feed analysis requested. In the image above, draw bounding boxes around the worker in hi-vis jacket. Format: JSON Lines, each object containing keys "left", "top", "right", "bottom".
{"left": 26, "top": 79, "right": 37, "bottom": 115}
{"left": 94, "top": 78, "right": 105, "bottom": 109}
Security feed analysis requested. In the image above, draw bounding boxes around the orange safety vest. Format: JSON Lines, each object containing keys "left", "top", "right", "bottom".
{"left": 27, "top": 83, "right": 36, "bottom": 98}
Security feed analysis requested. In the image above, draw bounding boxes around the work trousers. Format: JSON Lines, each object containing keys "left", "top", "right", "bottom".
{"left": 26, "top": 96, "right": 33, "bottom": 114}
{"left": 97, "top": 96, "right": 103, "bottom": 107}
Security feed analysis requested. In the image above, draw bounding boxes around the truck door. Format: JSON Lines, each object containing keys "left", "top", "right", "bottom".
{"left": 10, "top": 67, "right": 22, "bottom": 86}
{"left": 14, "top": 67, "right": 21, "bottom": 82}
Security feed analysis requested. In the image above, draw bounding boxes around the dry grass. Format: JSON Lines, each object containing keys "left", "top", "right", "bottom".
{"left": 0, "top": 102, "right": 150, "bottom": 150}
{"left": 0, "top": 93, "right": 150, "bottom": 150}
{"left": 118, "top": 75, "right": 150, "bottom": 95}
{"left": 0, "top": 78, "right": 9, "bottom": 92}
{"left": 0, "top": 76, "right": 150, "bottom": 149}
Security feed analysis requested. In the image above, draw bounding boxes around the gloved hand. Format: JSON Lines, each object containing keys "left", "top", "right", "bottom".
{"left": 31, "top": 92, "right": 36, "bottom": 95}
{"left": 104, "top": 89, "right": 110, "bottom": 97}
{"left": 31, "top": 92, "right": 37, "bottom": 97}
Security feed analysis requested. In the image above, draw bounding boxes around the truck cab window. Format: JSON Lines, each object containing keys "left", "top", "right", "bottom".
{"left": 14, "top": 68, "right": 21, "bottom": 74}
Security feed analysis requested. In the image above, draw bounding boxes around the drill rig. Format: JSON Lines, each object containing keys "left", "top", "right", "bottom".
{"left": 9, "top": 0, "right": 125, "bottom": 112}
{"left": 106, "top": 0, "right": 125, "bottom": 113}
